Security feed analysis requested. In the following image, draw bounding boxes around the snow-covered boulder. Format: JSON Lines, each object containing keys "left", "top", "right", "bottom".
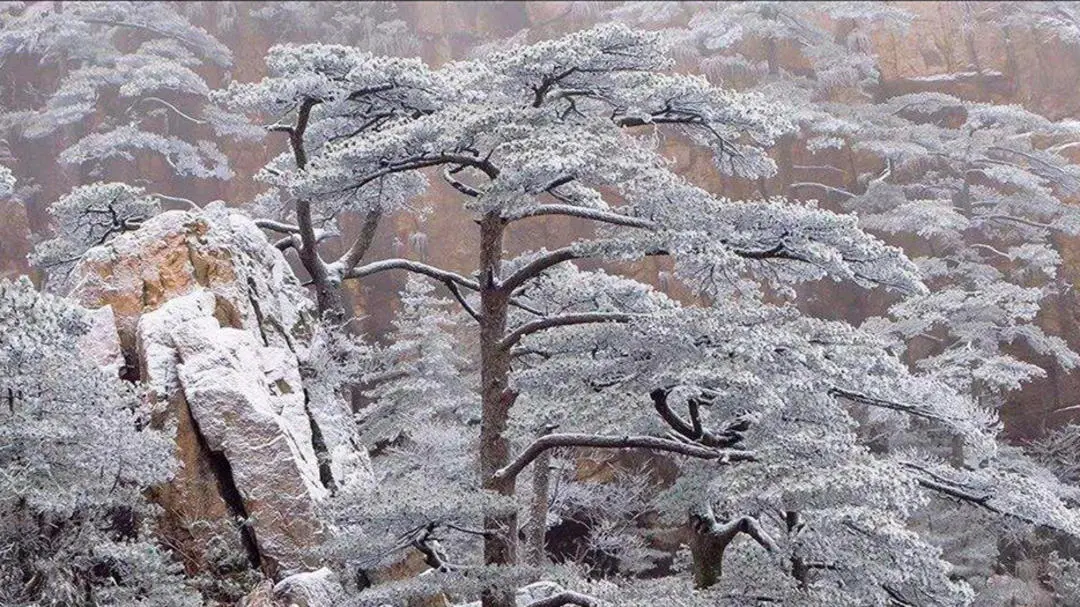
{"left": 76, "top": 304, "right": 124, "bottom": 377}
{"left": 272, "top": 567, "right": 346, "bottom": 607}
{"left": 455, "top": 581, "right": 566, "bottom": 607}
{"left": 71, "top": 205, "right": 313, "bottom": 355}
{"left": 68, "top": 205, "right": 373, "bottom": 579}
{"left": 170, "top": 306, "right": 326, "bottom": 575}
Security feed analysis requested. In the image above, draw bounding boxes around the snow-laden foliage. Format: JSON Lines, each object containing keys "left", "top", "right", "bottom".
{"left": 250, "top": 1, "right": 415, "bottom": 55}
{"left": 613, "top": 1, "right": 913, "bottom": 97}
{"left": 0, "top": 277, "right": 196, "bottom": 606}
{"left": 1028, "top": 423, "right": 1080, "bottom": 484}
{"left": 988, "top": 1, "right": 1080, "bottom": 48}
{"left": 322, "top": 277, "right": 487, "bottom": 596}
{"left": 30, "top": 182, "right": 160, "bottom": 289}
{"left": 842, "top": 95, "right": 1080, "bottom": 397}
{"left": 0, "top": 1, "right": 233, "bottom": 179}
{"left": 218, "top": 21, "right": 922, "bottom": 320}
{"left": 612, "top": 2, "right": 1080, "bottom": 399}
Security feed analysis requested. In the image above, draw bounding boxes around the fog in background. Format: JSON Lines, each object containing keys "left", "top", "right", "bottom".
{"left": 3, "top": 1, "right": 1080, "bottom": 440}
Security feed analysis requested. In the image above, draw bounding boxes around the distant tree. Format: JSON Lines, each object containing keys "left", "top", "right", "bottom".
{"left": 325, "top": 276, "right": 482, "bottom": 588}
{"left": 0, "top": 1, "right": 241, "bottom": 181}
{"left": 836, "top": 95, "right": 1080, "bottom": 401}
{"left": 0, "top": 165, "right": 13, "bottom": 198}
{"left": 0, "top": 277, "right": 196, "bottom": 606}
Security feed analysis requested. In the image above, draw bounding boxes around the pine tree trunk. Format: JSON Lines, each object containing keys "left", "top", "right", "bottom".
{"left": 478, "top": 213, "right": 517, "bottom": 607}
{"left": 689, "top": 511, "right": 725, "bottom": 589}
{"left": 527, "top": 425, "right": 557, "bottom": 566}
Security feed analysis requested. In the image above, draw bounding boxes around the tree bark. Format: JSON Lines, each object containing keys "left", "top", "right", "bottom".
{"left": 527, "top": 425, "right": 557, "bottom": 566}
{"left": 478, "top": 212, "right": 517, "bottom": 607}
{"left": 689, "top": 508, "right": 776, "bottom": 589}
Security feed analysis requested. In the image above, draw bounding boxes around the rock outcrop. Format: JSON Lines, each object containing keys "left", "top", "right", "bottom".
{"left": 68, "top": 205, "right": 372, "bottom": 580}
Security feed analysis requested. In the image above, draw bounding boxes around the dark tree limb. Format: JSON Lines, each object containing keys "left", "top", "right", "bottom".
{"left": 493, "top": 433, "right": 754, "bottom": 484}
{"left": 338, "top": 207, "right": 384, "bottom": 274}
{"left": 690, "top": 505, "right": 776, "bottom": 589}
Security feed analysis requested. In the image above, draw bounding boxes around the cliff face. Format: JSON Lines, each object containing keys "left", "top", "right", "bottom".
{"left": 5, "top": 3, "right": 1080, "bottom": 437}
{"left": 68, "top": 206, "right": 372, "bottom": 581}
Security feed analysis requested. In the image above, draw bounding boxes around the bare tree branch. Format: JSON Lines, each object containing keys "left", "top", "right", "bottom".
{"left": 789, "top": 182, "right": 856, "bottom": 199}
{"left": 446, "top": 281, "right": 481, "bottom": 322}
{"left": 828, "top": 387, "right": 957, "bottom": 424}
{"left": 338, "top": 207, "right": 383, "bottom": 273}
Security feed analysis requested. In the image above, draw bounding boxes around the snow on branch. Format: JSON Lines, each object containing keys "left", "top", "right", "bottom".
{"left": 345, "top": 259, "right": 480, "bottom": 291}
{"left": 499, "top": 313, "right": 638, "bottom": 351}
{"left": 524, "top": 591, "right": 602, "bottom": 607}
{"left": 493, "top": 433, "right": 754, "bottom": 484}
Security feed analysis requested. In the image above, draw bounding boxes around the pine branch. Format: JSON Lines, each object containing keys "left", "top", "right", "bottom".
{"left": 499, "top": 313, "right": 637, "bottom": 351}
{"left": 346, "top": 258, "right": 480, "bottom": 291}
{"left": 493, "top": 433, "right": 754, "bottom": 483}
{"left": 505, "top": 204, "right": 656, "bottom": 230}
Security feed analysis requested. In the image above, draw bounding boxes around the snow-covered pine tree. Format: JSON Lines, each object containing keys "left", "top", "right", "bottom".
{"left": 324, "top": 276, "right": 483, "bottom": 595}
{"left": 840, "top": 95, "right": 1080, "bottom": 402}
{"left": 0, "top": 277, "right": 196, "bottom": 606}
{"left": 221, "top": 23, "right": 1080, "bottom": 607}
{"left": 30, "top": 182, "right": 161, "bottom": 289}
{"left": 609, "top": 5, "right": 1080, "bottom": 600}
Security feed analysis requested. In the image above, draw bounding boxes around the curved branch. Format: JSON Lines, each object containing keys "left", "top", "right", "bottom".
{"left": 442, "top": 166, "right": 483, "bottom": 197}
{"left": 692, "top": 507, "right": 778, "bottom": 553}
{"left": 493, "top": 433, "right": 754, "bottom": 484}
{"left": 501, "top": 247, "right": 582, "bottom": 293}
{"left": 789, "top": 182, "right": 856, "bottom": 199}
{"left": 650, "top": 387, "right": 744, "bottom": 448}
{"left": 131, "top": 97, "right": 205, "bottom": 125}
{"left": 446, "top": 281, "right": 481, "bottom": 322}
{"left": 506, "top": 204, "right": 657, "bottom": 230}
{"left": 346, "top": 258, "right": 480, "bottom": 291}
{"left": 499, "top": 312, "right": 636, "bottom": 351}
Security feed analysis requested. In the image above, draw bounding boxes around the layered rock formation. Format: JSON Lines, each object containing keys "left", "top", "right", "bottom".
{"left": 68, "top": 205, "right": 371, "bottom": 580}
